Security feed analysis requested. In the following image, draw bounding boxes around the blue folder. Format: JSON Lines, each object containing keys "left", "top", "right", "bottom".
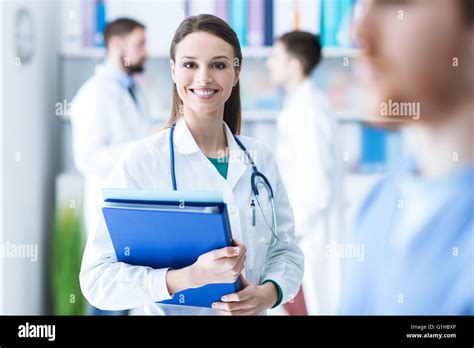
{"left": 102, "top": 189, "right": 242, "bottom": 308}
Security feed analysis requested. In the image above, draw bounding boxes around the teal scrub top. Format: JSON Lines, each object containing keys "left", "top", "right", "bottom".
{"left": 207, "top": 156, "right": 229, "bottom": 179}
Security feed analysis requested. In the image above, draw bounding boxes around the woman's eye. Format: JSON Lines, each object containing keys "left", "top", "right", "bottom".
{"left": 182, "top": 62, "right": 196, "bottom": 69}
{"left": 212, "top": 62, "right": 226, "bottom": 70}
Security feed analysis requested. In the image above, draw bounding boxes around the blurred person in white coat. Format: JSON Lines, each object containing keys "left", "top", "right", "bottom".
{"left": 71, "top": 18, "right": 156, "bottom": 241}
{"left": 70, "top": 18, "right": 156, "bottom": 315}
{"left": 266, "top": 31, "right": 342, "bottom": 315}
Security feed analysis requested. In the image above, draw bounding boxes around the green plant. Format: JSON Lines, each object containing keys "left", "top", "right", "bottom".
{"left": 51, "top": 206, "right": 86, "bottom": 315}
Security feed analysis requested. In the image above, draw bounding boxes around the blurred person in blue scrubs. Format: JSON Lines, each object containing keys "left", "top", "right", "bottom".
{"left": 340, "top": 0, "right": 474, "bottom": 314}
{"left": 266, "top": 32, "right": 342, "bottom": 315}
{"left": 71, "top": 18, "right": 156, "bottom": 315}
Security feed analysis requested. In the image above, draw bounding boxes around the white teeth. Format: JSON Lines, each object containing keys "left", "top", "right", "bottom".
{"left": 192, "top": 89, "right": 216, "bottom": 96}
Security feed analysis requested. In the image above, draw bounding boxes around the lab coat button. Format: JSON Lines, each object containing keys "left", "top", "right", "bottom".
{"left": 228, "top": 204, "right": 236, "bottom": 213}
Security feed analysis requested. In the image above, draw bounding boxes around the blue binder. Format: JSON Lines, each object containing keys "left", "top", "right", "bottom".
{"left": 102, "top": 189, "right": 242, "bottom": 308}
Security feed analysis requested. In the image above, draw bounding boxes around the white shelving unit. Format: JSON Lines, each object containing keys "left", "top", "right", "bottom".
{"left": 59, "top": 46, "right": 361, "bottom": 60}
{"left": 59, "top": 45, "right": 364, "bottom": 124}
{"left": 242, "top": 109, "right": 278, "bottom": 121}
{"left": 322, "top": 46, "right": 361, "bottom": 58}
{"left": 61, "top": 108, "right": 360, "bottom": 124}
{"left": 59, "top": 47, "right": 274, "bottom": 59}
{"left": 59, "top": 106, "right": 360, "bottom": 124}
{"left": 58, "top": 45, "right": 365, "bottom": 123}
{"left": 60, "top": 109, "right": 278, "bottom": 124}
{"left": 59, "top": 47, "right": 106, "bottom": 59}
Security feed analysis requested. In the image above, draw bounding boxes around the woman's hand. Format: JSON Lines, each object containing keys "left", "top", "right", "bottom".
{"left": 189, "top": 238, "right": 247, "bottom": 288}
{"left": 211, "top": 275, "right": 278, "bottom": 315}
{"left": 166, "top": 239, "right": 246, "bottom": 295}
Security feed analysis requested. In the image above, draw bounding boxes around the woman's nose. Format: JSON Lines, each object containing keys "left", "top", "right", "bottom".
{"left": 196, "top": 67, "right": 213, "bottom": 85}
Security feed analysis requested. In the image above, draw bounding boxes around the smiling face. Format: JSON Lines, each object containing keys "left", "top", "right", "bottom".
{"left": 170, "top": 31, "right": 240, "bottom": 120}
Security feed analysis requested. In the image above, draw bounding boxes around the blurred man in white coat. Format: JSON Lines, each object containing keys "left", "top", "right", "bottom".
{"left": 266, "top": 31, "right": 342, "bottom": 315}
{"left": 70, "top": 18, "right": 156, "bottom": 314}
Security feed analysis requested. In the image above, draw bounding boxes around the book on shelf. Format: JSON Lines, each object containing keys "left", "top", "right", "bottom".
{"left": 230, "top": 0, "right": 249, "bottom": 47}
{"left": 320, "top": 0, "right": 354, "bottom": 48}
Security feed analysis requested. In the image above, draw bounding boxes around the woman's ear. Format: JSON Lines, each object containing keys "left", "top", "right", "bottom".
{"left": 170, "top": 60, "right": 176, "bottom": 83}
{"left": 233, "top": 68, "right": 241, "bottom": 87}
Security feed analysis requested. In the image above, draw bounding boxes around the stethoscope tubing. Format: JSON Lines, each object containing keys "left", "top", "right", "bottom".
{"left": 169, "top": 125, "right": 286, "bottom": 245}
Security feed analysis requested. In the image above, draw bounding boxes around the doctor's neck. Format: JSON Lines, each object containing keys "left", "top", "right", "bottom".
{"left": 283, "top": 73, "right": 306, "bottom": 94}
{"left": 410, "top": 99, "right": 474, "bottom": 179}
{"left": 183, "top": 107, "right": 228, "bottom": 158}
{"left": 106, "top": 54, "right": 132, "bottom": 75}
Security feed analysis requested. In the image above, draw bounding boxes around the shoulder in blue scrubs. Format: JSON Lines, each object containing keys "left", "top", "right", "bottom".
{"left": 340, "top": 157, "right": 474, "bottom": 315}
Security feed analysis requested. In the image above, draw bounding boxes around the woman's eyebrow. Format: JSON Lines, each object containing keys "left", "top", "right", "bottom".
{"left": 179, "top": 55, "right": 230, "bottom": 60}
{"left": 211, "top": 56, "right": 230, "bottom": 60}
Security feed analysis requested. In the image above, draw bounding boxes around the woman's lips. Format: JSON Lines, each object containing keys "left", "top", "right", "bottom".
{"left": 189, "top": 88, "right": 218, "bottom": 100}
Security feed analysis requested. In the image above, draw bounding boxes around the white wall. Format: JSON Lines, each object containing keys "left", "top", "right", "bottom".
{"left": 1, "top": 0, "right": 60, "bottom": 314}
{"left": 0, "top": 0, "right": 4, "bottom": 314}
{"left": 105, "top": 0, "right": 185, "bottom": 56}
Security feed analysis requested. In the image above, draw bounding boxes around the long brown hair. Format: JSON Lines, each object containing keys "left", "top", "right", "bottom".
{"left": 163, "top": 14, "right": 242, "bottom": 135}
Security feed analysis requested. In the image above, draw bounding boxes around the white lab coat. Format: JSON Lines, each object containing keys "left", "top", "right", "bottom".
{"left": 79, "top": 118, "right": 304, "bottom": 315}
{"left": 70, "top": 62, "right": 155, "bottom": 238}
{"left": 276, "top": 79, "right": 343, "bottom": 315}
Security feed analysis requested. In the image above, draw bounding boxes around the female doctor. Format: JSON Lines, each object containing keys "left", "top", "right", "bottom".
{"left": 79, "top": 14, "right": 304, "bottom": 315}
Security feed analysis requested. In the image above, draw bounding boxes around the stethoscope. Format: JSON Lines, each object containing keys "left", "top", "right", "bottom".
{"left": 169, "top": 125, "right": 288, "bottom": 245}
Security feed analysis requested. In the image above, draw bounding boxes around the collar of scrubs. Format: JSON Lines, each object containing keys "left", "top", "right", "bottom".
{"left": 172, "top": 117, "right": 249, "bottom": 189}
{"left": 98, "top": 60, "right": 135, "bottom": 90}
{"left": 389, "top": 156, "right": 474, "bottom": 250}
{"left": 395, "top": 156, "right": 474, "bottom": 189}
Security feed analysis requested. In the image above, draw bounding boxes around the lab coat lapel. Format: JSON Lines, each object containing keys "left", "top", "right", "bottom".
{"left": 173, "top": 118, "right": 248, "bottom": 191}
{"left": 224, "top": 123, "right": 248, "bottom": 190}
{"left": 172, "top": 118, "right": 201, "bottom": 155}
{"left": 172, "top": 118, "right": 231, "bottom": 191}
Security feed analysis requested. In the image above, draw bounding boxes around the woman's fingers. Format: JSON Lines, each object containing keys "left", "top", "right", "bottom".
{"left": 234, "top": 254, "right": 246, "bottom": 274}
{"left": 220, "top": 284, "right": 253, "bottom": 303}
{"left": 212, "top": 298, "right": 254, "bottom": 312}
{"left": 233, "top": 239, "right": 247, "bottom": 256}
{"left": 212, "top": 241, "right": 247, "bottom": 260}
{"left": 212, "top": 246, "right": 240, "bottom": 259}
{"left": 212, "top": 281, "right": 266, "bottom": 315}
{"left": 240, "top": 274, "right": 250, "bottom": 287}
